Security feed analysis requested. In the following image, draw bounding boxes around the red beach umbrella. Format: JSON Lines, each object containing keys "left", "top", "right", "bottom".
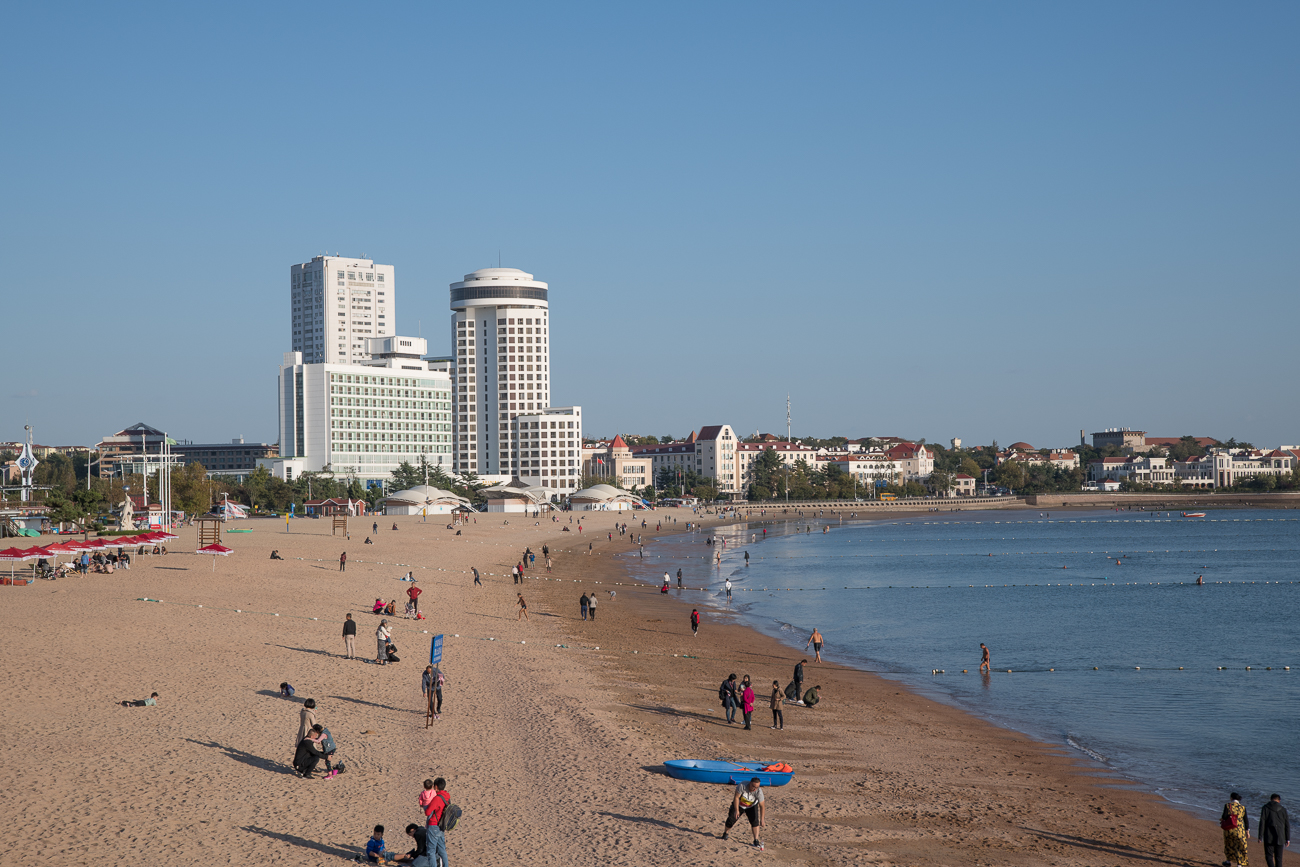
{"left": 0, "top": 546, "right": 38, "bottom": 579}
{"left": 196, "top": 543, "right": 233, "bottom": 572}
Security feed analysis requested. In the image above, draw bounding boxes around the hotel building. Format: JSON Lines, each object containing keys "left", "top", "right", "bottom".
{"left": 272, "top": 342, "right": 453, "bottom": 483}
{"left": 447, "top": 268, "right": 551, "bottom": 477}
{"left": 290, "top": 255, "right": 395, "bottom": 364}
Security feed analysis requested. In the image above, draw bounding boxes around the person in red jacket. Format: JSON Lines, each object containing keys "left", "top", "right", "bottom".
{"left": 423, "top": 777, "right": 452, "bottom": 866}
{"left": 690, "top": 609, "right": 700, "bottom": 637}
{"left": 406, "top": 580, "right": 422, "bottom": 616}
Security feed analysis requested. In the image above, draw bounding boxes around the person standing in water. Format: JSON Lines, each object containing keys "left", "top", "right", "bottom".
{"left": 979, "top": 642, "right": 991, "bottom": 674}
{"left": 806, "top": 627, "right": 824, "bottom": 662}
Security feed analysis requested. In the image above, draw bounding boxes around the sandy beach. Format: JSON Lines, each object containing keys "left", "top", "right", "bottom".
{"left": 0, "top": 506, "right": 1244, "bottom": 865}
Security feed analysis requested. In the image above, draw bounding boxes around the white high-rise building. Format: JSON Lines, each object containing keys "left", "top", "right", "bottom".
{"left": 448, "top": 268, "right": 551, "bottom": 477}
{"left": 290, "top": 255, "right": 395, "bottom": 364}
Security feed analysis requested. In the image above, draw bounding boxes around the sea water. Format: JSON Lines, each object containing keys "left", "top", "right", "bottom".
{"left": 625, "top": 508, "right": 1300, "bottom": 818}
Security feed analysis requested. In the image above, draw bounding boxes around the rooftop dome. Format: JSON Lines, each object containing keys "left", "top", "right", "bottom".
{"left": 382, "top": 485, "right": 470, "bottom": 506}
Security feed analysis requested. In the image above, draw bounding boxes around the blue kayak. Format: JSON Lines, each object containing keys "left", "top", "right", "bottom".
{"left": 663, "top": 759, "right": 794, "bottom": 787}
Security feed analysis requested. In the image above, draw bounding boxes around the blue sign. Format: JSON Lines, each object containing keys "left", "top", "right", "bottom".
{"left": 367, "top": 480, "right": 383, "bottom": 490}
{"left": 875, "top": 479, "right": 888, "bottom": 487}
{"left": 429, "top": 633, "right": 444, "bottom": 666}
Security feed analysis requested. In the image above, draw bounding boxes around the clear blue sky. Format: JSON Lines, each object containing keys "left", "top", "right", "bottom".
{"left": 3, "top": 3, "right": 1297, "bottom": 449}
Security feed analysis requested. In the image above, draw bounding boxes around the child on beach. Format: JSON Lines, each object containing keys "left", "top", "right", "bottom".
{"left": 120, "top": 692, "right": 159, "bottom": 707}
{"left": 280, "top": 683, "right": 295, "bottom": 697}
{"left": 418, "top": 778, "right": 438, "bottom": 812}
{"left": 362, "top": 824, "right": 392, "bottom": 863}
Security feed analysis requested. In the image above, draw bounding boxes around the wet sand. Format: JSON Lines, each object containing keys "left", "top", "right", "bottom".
{"left": 0, "top": 507, "right": 1240, "bottom": 865}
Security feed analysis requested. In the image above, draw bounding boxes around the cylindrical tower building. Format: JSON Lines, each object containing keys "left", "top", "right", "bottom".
{"left": 449, "top": 267, "right": 550, "bottom": 476}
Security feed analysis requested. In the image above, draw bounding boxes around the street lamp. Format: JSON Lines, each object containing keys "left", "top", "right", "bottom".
{"left": 219, "top": 492, "right": 229, "bottom": 522}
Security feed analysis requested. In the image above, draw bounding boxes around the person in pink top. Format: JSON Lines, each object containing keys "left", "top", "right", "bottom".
{"left": 740, "top": 675, "right": 756, "bottom": 730}
{"left": 418, "top": 778, "right": 438, "bottom": 812}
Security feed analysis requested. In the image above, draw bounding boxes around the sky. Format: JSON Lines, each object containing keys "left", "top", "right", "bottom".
{"left": 2, "top": 2, "right": 1297, "bottom": 450}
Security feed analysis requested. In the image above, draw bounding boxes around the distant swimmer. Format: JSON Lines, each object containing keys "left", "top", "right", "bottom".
{"left": 979, "top": 643, "right": 991, "bottom": 674}
{"left": 806, "top": 628, "right": 824, "bottom": 663}
{"left": 1197, "top": 575, "right": 1204, "bottom": 585}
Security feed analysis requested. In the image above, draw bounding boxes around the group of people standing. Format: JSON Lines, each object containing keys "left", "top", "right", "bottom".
{"left": 718, "top": 659, "right": 822, "bottom": 731}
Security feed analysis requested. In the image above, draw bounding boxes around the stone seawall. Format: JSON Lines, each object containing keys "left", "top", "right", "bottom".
{"left": 1024, "top": 492, "right": 1300, "bottom": 509}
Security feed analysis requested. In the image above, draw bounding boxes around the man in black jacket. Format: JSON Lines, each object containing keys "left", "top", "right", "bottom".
{"left": 1259, "top": 794, "right": 1291, "bottom": 867}
{"left": 403, "top": 823, "right": 430, "bottom": 865}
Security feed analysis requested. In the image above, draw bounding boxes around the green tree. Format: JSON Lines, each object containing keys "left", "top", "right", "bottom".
{"left": 993, "top": 460, "right": 1025, "bottom": 490}
{"left": 929, "top": 469, "right": 952, "bottom": 496}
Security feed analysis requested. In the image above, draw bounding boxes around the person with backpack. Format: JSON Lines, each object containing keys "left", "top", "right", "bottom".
{"left": 423, "top": 776, "right": 459, "bottom": 866}
{"left": 1221, "top": 791, "right": 1250, "bottom": 867}
{"left": 690, "top": 609, "right": 700, "bottom": 637}
{"left": 719, "top": 674, "right": 739, "bottom": 724}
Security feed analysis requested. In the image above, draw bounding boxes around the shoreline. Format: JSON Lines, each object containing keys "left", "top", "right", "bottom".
{"left": 0, "top": 507, "right": 1252, "bottom": 865}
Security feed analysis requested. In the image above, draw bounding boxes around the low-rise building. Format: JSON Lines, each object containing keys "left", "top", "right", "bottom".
{"left": 583, "top": 434, "right": 652, "bottom": 492}
{"left": 174, "top": 438, "right": 278, "bottom": 481}
{"left": 735, "top": 441, "right": 817, "bottom": 491}
{"left": 1088, "top": 455, "right": 1177, "bottom": 486}
{"left": 953, "top": 473, "right": 976, "bottom": 496}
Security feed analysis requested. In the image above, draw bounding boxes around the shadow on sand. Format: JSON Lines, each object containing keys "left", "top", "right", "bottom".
{"left": 1024, "top": 828, "right": 1203, "bottom": 866}
{"left": 241, "top": 825, "right": 356, "bottom": 859}
{"left": 185, "top": 739, "right": 294, "bottom": 775}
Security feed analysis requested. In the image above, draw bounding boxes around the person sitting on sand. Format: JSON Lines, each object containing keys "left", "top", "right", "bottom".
{"left": 363, "top": 824, "right": 393, "bottom": 864}
{"left": 121, "top": 692, "right": 159, "bottom": 707}
{"left": 372, "top": 598, "right": 385, "bottom": 614}
{"left": 803, "top": 685, "right": 821, "bottom": 708}
{"left": 392, "top": 523, "right": 398, "bottom": 531}
{"left": 364, "top": 537, "right": 374, "bottom": 544}
{"left": 270, "top": 550, "right": 284, "bottom": 560}
{"left": 384, "top": 600, "right": 397, "bottom": 616}
{"left": 280, "top": 683, "right": 295, "bottom": 697}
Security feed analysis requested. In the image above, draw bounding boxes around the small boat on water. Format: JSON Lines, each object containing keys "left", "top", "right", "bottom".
{"left": 1182, "top": 512, "right": 1206, "bottom": 518}
{"left": 663, "top": 759, "right": 795, "bottom": 786}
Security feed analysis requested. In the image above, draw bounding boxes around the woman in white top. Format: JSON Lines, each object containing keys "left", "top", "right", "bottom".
{"left": 375, "top": 620, "right": 392, "bottom": 665}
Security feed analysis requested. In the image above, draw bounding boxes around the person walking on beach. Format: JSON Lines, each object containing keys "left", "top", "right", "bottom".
{"left": 806, "top": 627, "right": 824, "bottom": 662}
{"left": 342, "top": 613, "right": 356, "bottom": 659}
{"left": 423, "top": 665, "right": 443, "bottom": 720}
{"left": 691, "top": 609, "right": 700, "bottom": 637}
{"left": 339, "top": 551, "right": 347, "bottom": 572}
{"left": 1259, "top": 793, "right": 1290, "bottom": 867}
{"left": 769, "top": 679, "right": 784, "bottom": 730}
{"left": 793, "top": 659, "right": 806, "bottom": 700}
{"left": 373, "top": 521, "right": 378, "bottom": 535}
{"left": 1222, "top": 792, "right": 1250, "bottom": 867}
{"left": 721, "top": 777, "right": 766, "bottom": 850}
{"left": 677, "top": 567, "right": 683, "bottom": 588}
{"left": 579, "top": 593, "right": 590, "bottom": 621}
{"left": 472, "top": 567, "right": 481, "bottom": 586}
{"left": 725, "top": 579, "right": 732, "bottom": 601}
{"left": 979, "top": 642, "right": 991, "bottom": 673}
{"left": 740, "top": 675, "right": 755, "bottom": 730}
{"left": 407, "top": 580, "right": 422, "bottom": 617}
{"left": 375, "top": 620, "right": 392, "bottom": 665}
{"left": 516, "top": 593, "right": 529, "bottom": 621}
{"left": 587, "top": 591, "right": 597, "bottom": 620}
{"left": 720, "top": 674, "right": 739, "bottom": 724}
